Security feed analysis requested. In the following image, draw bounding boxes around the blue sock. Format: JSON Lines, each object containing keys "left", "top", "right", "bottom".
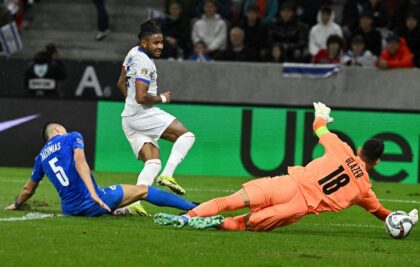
{"left": 145, "top": 186, "right": 197, "bottom": 211}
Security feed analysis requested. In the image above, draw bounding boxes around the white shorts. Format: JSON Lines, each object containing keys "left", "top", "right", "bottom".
{"left": 122, "top": 107, "right": 176, "bottom": 157}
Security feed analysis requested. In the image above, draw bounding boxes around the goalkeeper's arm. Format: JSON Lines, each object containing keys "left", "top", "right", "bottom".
{"left": 313, "top": 117, "right": 330, "bottom": 138}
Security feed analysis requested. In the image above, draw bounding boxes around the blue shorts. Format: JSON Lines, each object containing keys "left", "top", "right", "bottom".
{"left": 82, "top": 184, "right": 124, "bottom": 217}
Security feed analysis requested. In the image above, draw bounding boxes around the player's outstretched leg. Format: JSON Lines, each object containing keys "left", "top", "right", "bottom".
{"left": 119, "top": 185, "right": 197, "bottom": 212}
{"left": 154, "top": 213, "right": 190, "bottom": 228}
{"left": 158, "top": 120, "right": 195, "bottom": 195}
{"left": 188, "top": 215, "right": 225, "bottom": 229}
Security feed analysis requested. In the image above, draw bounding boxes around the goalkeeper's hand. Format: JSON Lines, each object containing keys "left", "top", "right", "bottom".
{"left": 408, "top": 209, "right": 418, "bottom": 226}
{"left": 313, "top": 102, "right": 334, "bottom": 123}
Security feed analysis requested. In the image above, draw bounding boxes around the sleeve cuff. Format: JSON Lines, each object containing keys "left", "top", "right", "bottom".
{"left": 315, "top": 126, "right": 329, "bottom": 137}
{"left": 136, "top": 78, "right": 151, "bottom": 85}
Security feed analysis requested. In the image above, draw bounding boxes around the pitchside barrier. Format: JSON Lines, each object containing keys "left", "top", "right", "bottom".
{"left": 0, "top": 97, "right": 418, "bottom": 183}
{"left": 1, "top": 58, "right": 420, "bottom": 111}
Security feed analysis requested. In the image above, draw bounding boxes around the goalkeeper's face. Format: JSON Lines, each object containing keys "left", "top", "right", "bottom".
{"left": 141, "top": 34, "right": 164, "bottom": 58}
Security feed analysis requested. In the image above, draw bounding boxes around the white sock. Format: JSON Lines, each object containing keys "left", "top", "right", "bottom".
{"left": 137, "top": 159, "right": 161, "bottom": 186}
{"left": 161, "top": 132, "right": 195, "bottom": 177}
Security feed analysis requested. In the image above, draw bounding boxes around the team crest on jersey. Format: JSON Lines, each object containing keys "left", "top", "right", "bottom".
{"left": 77, "top": 138, "right": 84, "bottom": 146}
{"left": 141, "top": 68, "right": 148, "bottom": 75}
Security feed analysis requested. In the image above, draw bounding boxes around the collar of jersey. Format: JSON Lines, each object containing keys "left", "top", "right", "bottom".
{"left": 138, "top": 47, "right": 152, "bottom": 58}
{"left": 47, "top": 134, "right": 63, "bottom": 144}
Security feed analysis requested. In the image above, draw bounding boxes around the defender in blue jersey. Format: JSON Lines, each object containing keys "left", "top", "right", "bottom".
{"left": 5, "top": 123, "right": 197, "bottom": 216}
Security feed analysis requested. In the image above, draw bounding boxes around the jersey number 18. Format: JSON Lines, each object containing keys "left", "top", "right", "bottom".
{"left": 318, "top": 165, "right": 350, "bottom": 195}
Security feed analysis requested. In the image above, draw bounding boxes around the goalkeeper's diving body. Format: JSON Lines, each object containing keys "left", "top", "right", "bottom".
{"left": 5, "top": 123, "right": 197, "bottom": 216}
{"left": 154, "top": 102, "right": 418, "bottom": 231}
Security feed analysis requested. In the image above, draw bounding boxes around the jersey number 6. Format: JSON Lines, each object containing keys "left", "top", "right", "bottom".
{"left": 48, "top": 157, "right": 70, "bottom": 186}
{"left": 318, "top": 165, "right": 350, "bottom": 195}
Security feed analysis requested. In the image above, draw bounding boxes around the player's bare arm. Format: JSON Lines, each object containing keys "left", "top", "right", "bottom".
{"left": 117, "top": 67, "right": 128, "bottom": 97}
{"left": 74, "top": 148, "right": 111, "bottom": 212}
{"left": 135, "top": 80, "right": 171, "bottom": 104}
{"left": 5, "top": 179, "right": 38, "bottom": 210}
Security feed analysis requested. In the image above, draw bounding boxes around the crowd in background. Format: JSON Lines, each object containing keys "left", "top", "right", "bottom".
{"left": 159, "top": 0, "right": 420, "bottom": 68}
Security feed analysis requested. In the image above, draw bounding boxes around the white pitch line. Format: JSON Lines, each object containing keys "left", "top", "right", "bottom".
{"left": 379, "top": 199, "right": 420, "bottom": 204}
{"left": 0, "top": 179, "right": 27, "bottom": 184}
{"left": 0, "top": 212, "right": 61, "bottom": 222}
{"left": 302, "top": 223, "right": 382, "bottom": 229}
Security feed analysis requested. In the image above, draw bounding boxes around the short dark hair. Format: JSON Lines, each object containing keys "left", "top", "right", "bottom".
{"left": 204, "top": 0, "right": 216, "bottom": 6}
{"left": 45, "top": 43, "right": 57, "bottom": 57}
{"left": 41, "top": 122, "right": 55, "bottom": 142}
{"left": 41, "top": 122, "right": 63, "bottom": 142}
{"left": 246, "top": 4, "right": 259, "bottom": 13}
{"left": 320, "top": 5, "right": 332, "bottom": 15}
{"left": 326, "top": 34, "right": 343, "bottom": 47}
{"left": 361, "top": 138, "right": 384, "bottom": 164}
{"left": 138, "top": 20, "right": 162, "bottom": 40}
{"left": 351, "top": 35, "right": 365, "bottom": 45}
{"left": 194, "top": 40, "right": 207, "bottom": 47}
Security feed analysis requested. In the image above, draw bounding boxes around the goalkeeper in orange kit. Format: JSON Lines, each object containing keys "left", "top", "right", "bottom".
{"left": 154, "top": 102, "right": 418, "bottom": 231}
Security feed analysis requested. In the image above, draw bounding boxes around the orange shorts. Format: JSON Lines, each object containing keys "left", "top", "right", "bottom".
{"left": 242, "top": 175, "right": 308, "bottom": 231}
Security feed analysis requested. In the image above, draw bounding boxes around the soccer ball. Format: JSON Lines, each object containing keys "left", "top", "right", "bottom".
{"left": 385, "top": 211, "right": 413, "bottom": 239}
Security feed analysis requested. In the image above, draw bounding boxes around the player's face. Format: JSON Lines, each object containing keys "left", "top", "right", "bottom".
{"left": 142, "top": 34, "right": 164, "bottom": 58}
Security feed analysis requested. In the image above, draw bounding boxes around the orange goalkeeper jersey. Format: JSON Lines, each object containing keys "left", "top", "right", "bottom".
{"left": 288, "top": 118, "right": 390, "bottom": 219}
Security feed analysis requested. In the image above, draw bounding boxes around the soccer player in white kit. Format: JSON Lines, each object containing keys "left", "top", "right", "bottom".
{"left": 117, "top": 20, "right": 195, "bottom": 215}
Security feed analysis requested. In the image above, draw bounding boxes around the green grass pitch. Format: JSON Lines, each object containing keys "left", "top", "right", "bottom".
{"left": 0, "top": 167, "right": 419, "bottom": 267}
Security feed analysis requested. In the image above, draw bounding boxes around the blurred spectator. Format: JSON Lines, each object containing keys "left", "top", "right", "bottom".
{"left": 93, "top": 0, "right": 110, "bottom": 41}
{"left": 191, "top": 0, "right": 227, "bottom": 56}
{"left": 243, "top": 0, "right": 278, "bottom": 25}
{"left": 0, "top": 3, "right": 13, "bottom": 54}
{"left": 351, "top": 11, "right": 383, "bottom": 56}
{"left": 396, "top": 0, "right": 420, "bottom": 29}
{"left": 267, "top": 43, "right": 285, "bottom": 63}
{"left": 361, "top": 0, "right": 389, "bottom": 29}
{"left": 160, "top": 0, "right": 190, "bottom": 59}
{"left": 0, "top": 2, "right": 13, "bottom": 27}
{"left": 4, "top": 0, "right": 23, "bottom": 31}
{"left": 309, "top": 6, "right": 343, "bottom": 56}
{"left": 396, "top": 12, "right": 420, "bottom": 67}
{"left": 342, "top": 35, "right": 377, "bottom": 67}
{"left": 377, "top": 33, "right": 414, "bottom": 69}
{"left": 188, "top": 41, "right": 212, "bottom": 61}
{"left": 341, "top": 0, "right": 365, "bottom": 35}
{"left": 45, "top": 43, "right": 67, "bottom": 79}
{"left": 25, "top": 46, "right": 67, "bottom": 97}
{"left": 195, "top": 0, "right": 233, "bottom": 20}
{"left": 294, "top": 0, "right": 333, "bottom": 27}
{"left": 312, "top": 34, "right": 343, "bottom": 64}
{"left": 238, "top": 5, "right": 268, "bottom": 61}
{"left": 165, "top": 0, "right": 198, "bottom": 20}
{"left": 268, "top": 2, "right": 309, "bottom": 62}
{"left": 219, "top": 26, "right": 259, "bottom": 61}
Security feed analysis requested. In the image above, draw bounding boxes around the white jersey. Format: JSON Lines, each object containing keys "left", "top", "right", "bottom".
{"left": 121, "top": 46, "right": 158, "bottom": 117}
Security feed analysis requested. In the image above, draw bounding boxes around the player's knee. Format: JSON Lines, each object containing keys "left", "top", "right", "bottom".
{"left": 136, "top": 184, "right": 149, "bottom": 199}
{"left": 145, "top": 159, "right": 162, "bottom": 172}
{"left": 181, "top": 131, "right": 195, "bottom": 142}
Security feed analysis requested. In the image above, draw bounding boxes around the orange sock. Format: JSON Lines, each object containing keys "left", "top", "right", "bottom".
{"left": 187, "top": 192, "right": 245, "bottom": 217}
{"left": 220, "top": 215, "right": 247, "bottom": 231}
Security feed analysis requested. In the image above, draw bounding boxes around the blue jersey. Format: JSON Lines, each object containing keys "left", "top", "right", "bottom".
{"left": 31, "top": 132, "right": 100, "bottom": 215}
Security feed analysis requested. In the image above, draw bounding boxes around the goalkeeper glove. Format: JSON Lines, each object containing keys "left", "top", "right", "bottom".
{"left": 313, "top": 102, "right": 334, "bottom": 123}
{"left": 408, "top": 209, "right": 418, "bottom": 226}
